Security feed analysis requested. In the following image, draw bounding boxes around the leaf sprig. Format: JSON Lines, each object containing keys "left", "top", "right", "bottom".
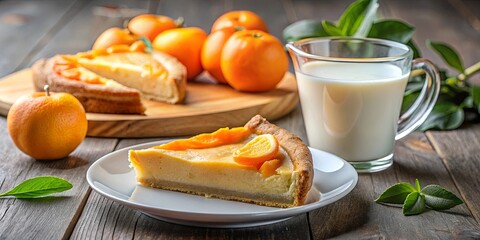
{"left": 283, "top": 0, "right": 480, "bottom": 130}
{"left": 0, "top": 176, "right": 73, "bottom": 199}
{"left": 375, "top": 179, "right": 463, "bottom": 216}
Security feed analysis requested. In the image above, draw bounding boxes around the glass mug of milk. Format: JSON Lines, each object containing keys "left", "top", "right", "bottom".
{"left": 286, "top": 37, "right": 440, "bottom": 172}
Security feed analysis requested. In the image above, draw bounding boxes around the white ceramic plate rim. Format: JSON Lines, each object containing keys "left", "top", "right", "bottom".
{"left": 86, "top": 140, "right": 358, "bottom": 227}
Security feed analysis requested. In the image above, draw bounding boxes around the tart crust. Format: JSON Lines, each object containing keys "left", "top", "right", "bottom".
{"left": 245, "top": 115, "right": 314, "bottom": 206}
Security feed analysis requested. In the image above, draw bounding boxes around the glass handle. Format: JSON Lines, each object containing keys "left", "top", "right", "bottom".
{"left": 396, "top": 58, "right": 441, "bottom": 140}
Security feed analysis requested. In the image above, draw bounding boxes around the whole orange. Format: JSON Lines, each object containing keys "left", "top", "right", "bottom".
{"left": 221, "top": 30, "right": 288, "bottom": 92}
{"left": 201, "top": 26, "right": 237, "bottom": 83}
{"left": 92, "top": 27, "right": 137, "bottom": 50}
{"left": 153, "top": 27, "right": 207, "bottom": 80}
{"left": 211, "top": 11, "right": 268, "bottom": 33}
{"left": 7, "top": 88, "right": 88, "bottom": 160}
{"left": 128, "top": 14, "right": 178, "bottom": 41}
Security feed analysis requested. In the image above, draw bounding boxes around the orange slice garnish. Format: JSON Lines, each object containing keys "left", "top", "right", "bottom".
{"left": 259, "top": 159, "right": 282, "bottom": 177}
{"left": 155, "top": 127, "right": 251, "bottom": 150}
{"left": 233, "top": 134, "right": 279, "bottom": 168}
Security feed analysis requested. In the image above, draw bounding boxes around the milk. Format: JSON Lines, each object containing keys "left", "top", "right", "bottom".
{"left": 296, "top": 61, "right": 409, "bottom": 161}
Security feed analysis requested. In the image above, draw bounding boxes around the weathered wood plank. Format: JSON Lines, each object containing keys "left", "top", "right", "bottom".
{"left": 454, "top": 0, "right": 480, "bottom": 27}
{"left": 0, "top": 0, "right": 78, "bottom": 78}
{"left": 427, "top": 124, "right": 480, "bottom": 224}
{"left": 74, "top": 191, "right": 311, "bottom": 240}
{"left": 0, "top": 117, "right": 118, "bottom": 239}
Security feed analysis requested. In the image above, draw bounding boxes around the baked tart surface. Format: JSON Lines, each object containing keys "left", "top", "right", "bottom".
{"left": 32, "top": 49, "right": 187, "bottom": 114}
{"left": 129, "top": 115, "right": 313, "bottom": 208}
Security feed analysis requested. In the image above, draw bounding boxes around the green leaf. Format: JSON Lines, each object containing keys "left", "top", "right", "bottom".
{"left": 419, "top": 101, "right": 464, "bottom": 131}
{"left": 471, "top": 84, "right": 480, "bottom": 113}
{"left": 375, "top": 182, "right": 416, "bottom": 204}
{"left": 403, "top": 192, "right": 426, "bottom": 216}
{"left": 427, "top": 40, "right": 465, "bottom": 73}
{"left": 402, "top": 91, "right": 420, "bottom": 113}
{"left": 368, "top": 20, "right": 415, "bottom": 44}
{"left": 0, "top": 176, "right": 73, "bottom": 199}
{"left": 321, "top": 20, "right": 344, "bottom": 36}
{"left": 338, "top": 0, "right": 378, "bottom": 36}
{"left": 463, "top": 96, "right": 474, "bottom": 109}
{"left": 407, "top": 40, "right": 422, "bottom": 58}
{"left": 282, "top": 19, "right": 328, "bottom": 42}
{"left": 421, "top": 185, "right": 464, "bottom": 210}
{"left": 404, "top": 82, "right": 424, "bottom": 96}
{"left": 415, "top": 179, "right": 421, "bottom": 192}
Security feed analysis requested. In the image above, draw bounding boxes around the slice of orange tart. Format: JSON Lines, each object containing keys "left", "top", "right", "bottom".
{"left": 128, "top": 115, "right": 314, "bottom": 208}
{"left": 32, "top": 45, "right": 187, "bottom": 114}
{"left": 77, "top": 51, "right": 186, "bottom": 104}
{"left": 33, "top": 55, "right": 145, "bottom": 114}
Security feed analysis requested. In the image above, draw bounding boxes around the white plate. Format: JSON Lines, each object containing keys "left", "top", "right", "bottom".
{"left": 86, "top": 140, "right": 358, "bottom": 228}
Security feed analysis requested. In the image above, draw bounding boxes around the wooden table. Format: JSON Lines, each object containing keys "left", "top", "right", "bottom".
{"left": 1, "top": 0, "right": 480, "bottom": 239}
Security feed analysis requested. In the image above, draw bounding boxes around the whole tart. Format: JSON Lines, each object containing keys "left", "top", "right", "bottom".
{"left": 128, "top": 115, "right": 314, "bottom": 208}
{"left": 32, "top": 50, "right": 187, "bottom": 114}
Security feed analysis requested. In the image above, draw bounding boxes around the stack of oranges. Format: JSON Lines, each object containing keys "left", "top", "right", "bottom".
{"left": 92, "top": 10, "right": 288, "bottom": 92}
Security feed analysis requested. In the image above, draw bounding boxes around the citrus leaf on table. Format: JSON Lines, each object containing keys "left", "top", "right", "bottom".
{"left": 403, "top": 191, "right": 426, "bottom": 216}
{"left": 419, "top": 101, "right": 464, "bottom": 131}
{"left": 376, "top": 179, "right": 464, "bottom": 216}
{"left": 0, "top": 176, "right": 73, "bottom": 199}
{"left": 427, "top": 40, "right": 465, "bottom": 73}
{"left": 421, "top": 185, "right": 464, "bottom": 210}
{"left": 367, "top": 19, "right": 414, "bottom": 43}
{"left": 375, "top": 182, "right": 416, "bottom": 204}
{"left": 282, "top": 20, "right": 328, "bottom": 42}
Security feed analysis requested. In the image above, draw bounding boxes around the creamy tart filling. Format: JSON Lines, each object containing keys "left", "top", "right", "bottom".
{"left": 129, "top": 134, "right": 298, "bottom": 206}
{"left": 130, "top": 138, "right": 294, "bottom": 187}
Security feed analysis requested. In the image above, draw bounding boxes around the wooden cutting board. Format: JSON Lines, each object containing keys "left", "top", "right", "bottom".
{"left": 0, "top": 69, "right": 299, "bottom": 137}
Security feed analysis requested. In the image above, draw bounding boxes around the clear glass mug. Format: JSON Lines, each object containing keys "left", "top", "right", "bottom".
{"left": 286, "top": 37, "right": 440, "bottom": 173}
